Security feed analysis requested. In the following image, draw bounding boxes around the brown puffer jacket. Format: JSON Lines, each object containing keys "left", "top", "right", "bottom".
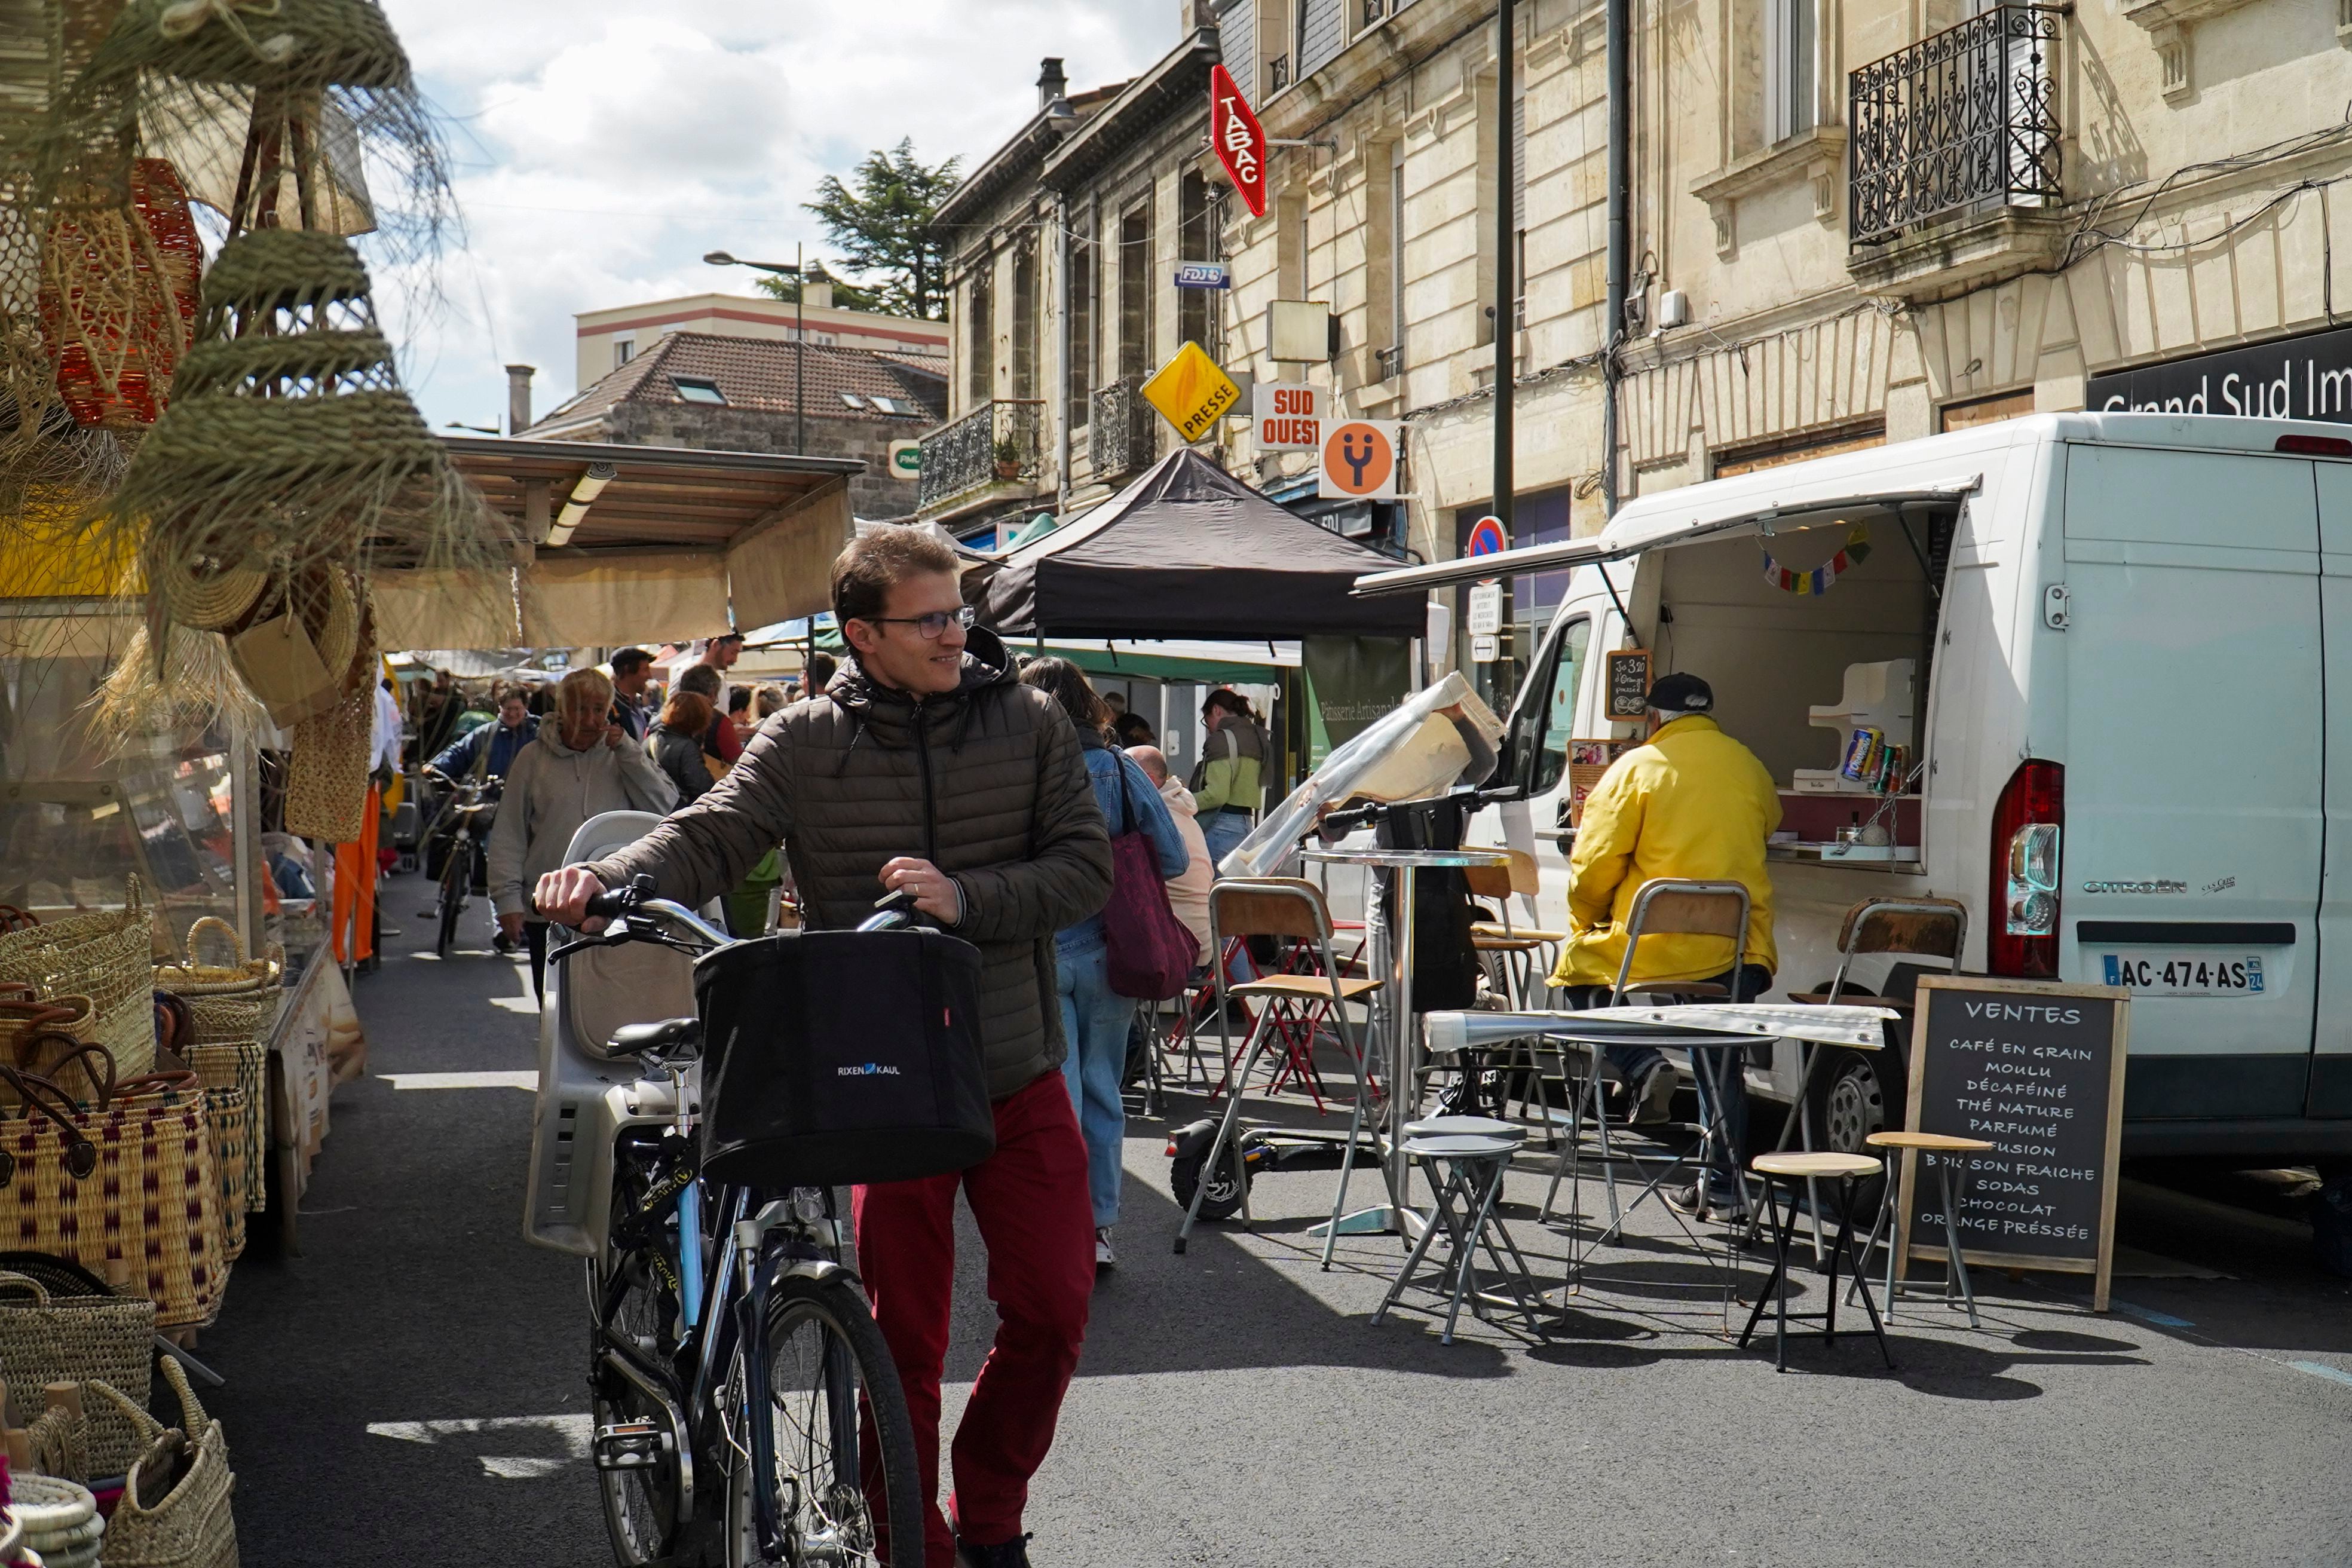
{"left": 583, "top": 627, "right": 1113, "bottom": 1099}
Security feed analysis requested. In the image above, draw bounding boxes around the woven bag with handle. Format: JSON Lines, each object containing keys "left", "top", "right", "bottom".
{"left": 184, "top": 1039, "right": 265, "bottom": 1217}
{"left": 0, "top": 1269, "right": 157, "bottom": 1480}
{"left": 154, "top": 919, "right": 281, "bottom": 997}
{"left": 203, "top": 1086, "right": 249, "bottom": 1259}
{"left": 86, "top": 1356, "right": 237, "bottom": 1568}
{"left": 0, "top": 877, "right": 157, "bottom": 1079}
{"left": 0, "top": 985, "right": 97, "bottom": 1108}
{"left": 0, "top": 1046, "right": 226, "bottom": 1328}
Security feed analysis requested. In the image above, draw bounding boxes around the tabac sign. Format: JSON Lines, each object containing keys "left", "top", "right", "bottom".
{"left": 1209, "top": 64, "right": 1267, "bottom": 219}
{"left": 2087, "top": 323, "right": 2352, "bottom": 424}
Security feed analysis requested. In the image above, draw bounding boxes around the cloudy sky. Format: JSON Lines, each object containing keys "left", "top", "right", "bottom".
{"left": 375, "top": 0, "right": 1174, "bottom": 431}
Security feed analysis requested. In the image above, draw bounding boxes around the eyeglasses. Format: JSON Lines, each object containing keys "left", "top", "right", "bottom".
{"left": 862, "top": 605, "right": 976, "bottom": 641}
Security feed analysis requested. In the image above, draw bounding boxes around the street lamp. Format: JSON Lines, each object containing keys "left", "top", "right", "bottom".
{"left": 705, "top": 245, "right": 807, "bottom": 455}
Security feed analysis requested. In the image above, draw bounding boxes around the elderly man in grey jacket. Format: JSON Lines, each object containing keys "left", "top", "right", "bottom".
{"left": 488, "top": 666, "right": 675, "bottom": 994}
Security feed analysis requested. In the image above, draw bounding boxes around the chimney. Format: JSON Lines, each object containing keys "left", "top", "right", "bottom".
{"left": 802, "top": 263, "right": 834, "bottom": 311}
{"left": 505, "top": 364, "right": 534, "bottom": 435}
{"left": 1037, "top": 57, "right": 1067, "bottom": 111}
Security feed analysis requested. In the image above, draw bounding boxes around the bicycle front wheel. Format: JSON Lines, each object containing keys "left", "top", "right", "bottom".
{"left": 726, "top": 1271, "right": 923, "bottom": 1568}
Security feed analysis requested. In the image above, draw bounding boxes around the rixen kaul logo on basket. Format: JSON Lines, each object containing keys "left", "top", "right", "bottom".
{"left": 837, "top": 1062, "right": 903, "bottom": 1078}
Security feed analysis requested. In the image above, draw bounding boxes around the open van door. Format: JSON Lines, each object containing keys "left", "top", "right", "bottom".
{"left": 2060, "top": 445, "right": 2322, "bottom": 1120}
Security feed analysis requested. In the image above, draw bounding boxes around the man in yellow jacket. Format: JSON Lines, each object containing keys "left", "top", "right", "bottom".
{"left": 1549, "top": 672, "right": 1780, "bottom": 1220}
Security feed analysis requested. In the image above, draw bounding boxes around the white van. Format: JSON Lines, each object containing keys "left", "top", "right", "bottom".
{"left": 1363, "top": 412, "right": 2352, "bottom": 1162}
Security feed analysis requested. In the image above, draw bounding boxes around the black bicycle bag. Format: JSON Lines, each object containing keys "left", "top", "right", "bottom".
{"left": 694, "top": 927, "right": 995, "bottom": 1189}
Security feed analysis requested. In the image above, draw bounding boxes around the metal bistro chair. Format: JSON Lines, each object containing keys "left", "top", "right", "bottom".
{"left": 1174, "top": 878, "right": 1382, "bottom": 1260}
{"left": 1770, "top": 897, "right": 1968, "bottom": 1258}
{"left": 1541, "top": 878, "right": 1753, "bottom": 1248}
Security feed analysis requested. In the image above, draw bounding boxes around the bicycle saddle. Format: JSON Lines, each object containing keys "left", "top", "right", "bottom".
{"left": 610, "top": 1016, "right": 701, "bottom": 1055}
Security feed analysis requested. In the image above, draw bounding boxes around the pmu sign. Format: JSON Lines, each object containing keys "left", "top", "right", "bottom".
{"left": 1318, "top": 419, "right": 1399, "bottom": 501}
{"left": 1209, "top": 64, "right": 1267, "bottom": 219}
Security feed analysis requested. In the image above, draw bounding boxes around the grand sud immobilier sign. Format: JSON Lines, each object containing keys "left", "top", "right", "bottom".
{"left": 2088, "top": 323, "right": 2352, "bottom": 422}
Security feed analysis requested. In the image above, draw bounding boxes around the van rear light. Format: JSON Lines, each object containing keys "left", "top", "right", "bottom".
{"left": 1989, "top": 759, "right": 2064, "bottom": 978}
{"left": 2276, "top": 434, "right": 2352, "bottom": 457}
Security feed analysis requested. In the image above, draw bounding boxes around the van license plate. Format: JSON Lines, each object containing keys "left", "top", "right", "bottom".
{"left": 2099, "top": 954, "right": 2265, "bottom": 995}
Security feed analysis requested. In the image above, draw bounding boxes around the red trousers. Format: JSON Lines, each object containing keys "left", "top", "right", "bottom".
{"left": 853, "top": 1071, "right": 1094, "bottom": 1567}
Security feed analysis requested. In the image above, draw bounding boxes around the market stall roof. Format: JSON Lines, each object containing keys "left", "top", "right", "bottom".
{"left": 390, "top": 436, "right": 863, "bottom": 648}
{"left": 975, "top": 449, "right": 1426, "bottom": 641}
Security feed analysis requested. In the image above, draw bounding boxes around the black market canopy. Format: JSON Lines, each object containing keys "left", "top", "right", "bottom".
{"left": 974, "top": 449, "right": 1426, "bottom": 641}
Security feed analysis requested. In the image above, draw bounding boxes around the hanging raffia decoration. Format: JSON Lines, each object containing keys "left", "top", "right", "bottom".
{"left": 0, "top": 0, "right": 459, "bottom": 537}
{"left": 105, "top": 227, "right": 506, "bottom": 639}
{"left": 86, "top": 620, "right": 268, "bottom": 754}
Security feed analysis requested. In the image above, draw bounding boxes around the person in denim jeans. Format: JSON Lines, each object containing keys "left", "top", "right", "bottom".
{"left": 1019, "top": 659, "right": 1187, "bottom": 1270}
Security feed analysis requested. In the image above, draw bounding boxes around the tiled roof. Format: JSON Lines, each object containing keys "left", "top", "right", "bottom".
{"left": 531, "top": 332, "right": 949, "bottom": 436}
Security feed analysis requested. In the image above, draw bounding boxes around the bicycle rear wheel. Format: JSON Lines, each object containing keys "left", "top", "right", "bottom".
{"left": 727, "top": 1271, "right": 923, "bottom": 1568}
{"left": 593, "top": 1254, "right": 698, "bottom": 1566}
{"left": 436, "top": 846, "right": 464, "bottom": 957}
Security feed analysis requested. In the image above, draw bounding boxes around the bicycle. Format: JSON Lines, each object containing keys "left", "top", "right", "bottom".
{"left": 420, "top": 766, "right": 500, "bottom": 957}
{"left": 548, "top": 877, "right": 926, "bottom": 1568}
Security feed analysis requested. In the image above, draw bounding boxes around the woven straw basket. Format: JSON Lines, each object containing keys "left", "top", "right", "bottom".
{"left": 206, "top": 1085, "right": 249, "bottom": 1258}
{"left": 189, "top": 1040, "right": 266, "bottom": 1215}
{"left": 87, "top": 1356, "right": 237, "bottom": 1568}
{"left": 0, "top": 988, "right": 96, "bottom": 1107}
{"left": 0, "top": 1270, "right": 158, "bottom": 1479}
{"left": 284, "top": 584, "right": 375, "bottom": 843}
{"left": 0, "top": 877, "right": 157, "bottom": 1079}
{"left": 156, "top": 917, "right": 283, "bottom": 997}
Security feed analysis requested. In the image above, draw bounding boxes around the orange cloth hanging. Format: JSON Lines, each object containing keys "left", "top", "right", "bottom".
{"left": 330, "top": 785, "right": 381, "bottom": 964}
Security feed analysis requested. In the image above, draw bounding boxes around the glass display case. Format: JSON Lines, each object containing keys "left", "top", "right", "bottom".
{"left": 0, "top": 621, "right": 315, "bottom": 970}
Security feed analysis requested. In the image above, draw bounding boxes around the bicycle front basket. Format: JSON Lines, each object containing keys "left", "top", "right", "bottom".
{"left": 694, "top": 928, "right": 994, "bottom": 1188}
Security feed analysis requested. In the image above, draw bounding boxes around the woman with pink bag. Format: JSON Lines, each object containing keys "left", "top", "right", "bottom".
{"left": 1017, "top": 659, "right": 1189, "bottom": 1272}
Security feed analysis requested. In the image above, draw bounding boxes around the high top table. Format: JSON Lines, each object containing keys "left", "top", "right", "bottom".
{"left": 1298, "top": 844, "right": 1513, "bottom": 1240}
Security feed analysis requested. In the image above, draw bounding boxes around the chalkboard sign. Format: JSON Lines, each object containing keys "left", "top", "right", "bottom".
{"left": 1898, "top": 976, "right": 2130, "bottom": 1312}
{"left": 1605, "top": 648, "right": 1652, "bottom": 719}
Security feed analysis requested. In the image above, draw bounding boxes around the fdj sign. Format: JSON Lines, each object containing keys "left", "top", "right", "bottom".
{"left": 2088, "top": 322, "right": 2352, "bottom": 424}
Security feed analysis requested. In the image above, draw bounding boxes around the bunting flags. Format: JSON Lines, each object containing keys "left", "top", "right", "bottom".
{"left": 1761, "top": 523, "right": 1872, "bottom": 595}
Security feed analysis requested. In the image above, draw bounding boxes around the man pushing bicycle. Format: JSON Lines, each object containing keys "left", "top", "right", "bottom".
{"left": 536, "top": 529, "right": 1112, "bottom": 1568}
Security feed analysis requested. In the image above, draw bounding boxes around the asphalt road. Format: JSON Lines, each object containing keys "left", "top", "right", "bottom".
{"left": 201, "top": 868, "right": 2352, "bottom": 1567}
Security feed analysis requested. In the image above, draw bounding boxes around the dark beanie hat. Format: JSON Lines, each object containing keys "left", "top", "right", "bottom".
{"left": 1647, "top": 672, "right": 1713, "bottom": 715}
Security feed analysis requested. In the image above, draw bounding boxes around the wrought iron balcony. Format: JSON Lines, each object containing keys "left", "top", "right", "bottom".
{"left": 1848, "top": 4, "right": 2063, "bottom": 246}
{"left": 1090, "top": 377, "right": 1157, "bottom": 479}
{"left": 1376, "top": 345, "right": 1404, "bottom": 381}
{"left": 917, "top": 399, "right": 1046, "bottom": 512}
{"left": 1267, "top": 54, "right": 1291, "bottom": 93}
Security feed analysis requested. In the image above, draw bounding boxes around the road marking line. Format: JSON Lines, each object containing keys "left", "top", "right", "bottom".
{"left": 2287, "top": 1359, "right": 2352, "bottom": 1389}
{"left": 367, "top": 1414, "right": 590, "bottom": 1478}
{"left": 2109, "top": 1299, "right": 2195, "bottom": 1329}
{"left": 379, "top": 1071, "right": 538, "bottom": 1091}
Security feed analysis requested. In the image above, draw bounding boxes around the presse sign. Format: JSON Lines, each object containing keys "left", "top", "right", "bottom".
{"left": 2087, "top": 323, "right": 2352, "bottom": 423}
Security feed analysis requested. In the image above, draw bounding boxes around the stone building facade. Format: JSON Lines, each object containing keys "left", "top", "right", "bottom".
{"left": 1206, "top": 0, "right": 2352, "bottom": 693}
{"left": 923, "top": 0, "right": 2352, "bottom": 681}
{"left": 923, "top": 31, "right": 1230, "bottom": 535}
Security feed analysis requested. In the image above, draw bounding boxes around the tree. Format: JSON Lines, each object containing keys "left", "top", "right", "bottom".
{"left": 804, "top": 140, "right": 961, "bottom": 322}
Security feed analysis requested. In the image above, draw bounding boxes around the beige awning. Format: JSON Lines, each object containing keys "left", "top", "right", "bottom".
{"left": 431, "top": 436, "right": 861, "bottom": 650}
